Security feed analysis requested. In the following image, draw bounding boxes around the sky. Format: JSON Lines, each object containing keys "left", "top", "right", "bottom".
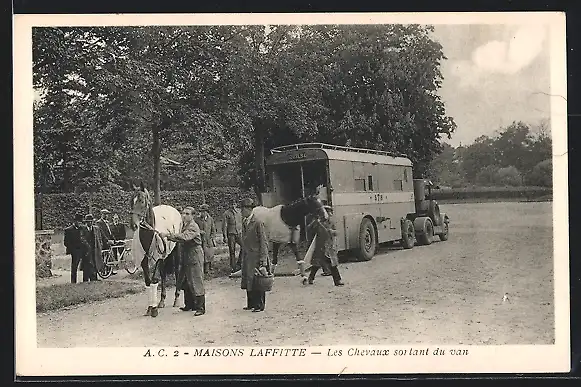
{"left": 431, "top": 24, "right": 551, "bottom": 147}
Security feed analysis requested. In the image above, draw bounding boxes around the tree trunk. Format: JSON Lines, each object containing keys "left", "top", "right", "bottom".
{"left": 254, "top": 125, "right": 266, "bottom": 205}
{"left": 152, "top": 127, "right": 161, "bottom": 206}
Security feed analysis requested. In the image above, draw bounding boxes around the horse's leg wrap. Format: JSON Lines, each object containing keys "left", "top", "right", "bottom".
{"left": 144, "top": 286, "right": 152, "bottom": 316}
{"left": 150, "top": 282, "right": 159, "bottom": 317}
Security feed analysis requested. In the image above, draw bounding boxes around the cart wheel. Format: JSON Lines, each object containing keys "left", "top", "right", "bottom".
{"left": 125, "top": 252, "right": 138, "bottom": 274}
{"left": 98, "top": 250, "right": 114, "bottom": 279}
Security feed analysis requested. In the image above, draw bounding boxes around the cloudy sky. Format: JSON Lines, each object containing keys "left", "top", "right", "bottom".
{"left": 431, "top": 24, "right": 551, "bottom": 147}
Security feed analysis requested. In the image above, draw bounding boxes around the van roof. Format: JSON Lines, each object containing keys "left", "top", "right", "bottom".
{"left": 269, "top": 143, "right": 412, "bottom": 166}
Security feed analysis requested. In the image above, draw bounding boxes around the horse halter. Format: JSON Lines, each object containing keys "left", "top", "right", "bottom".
{"left": 131, "top": 191, "right": 153, "bottom": 226}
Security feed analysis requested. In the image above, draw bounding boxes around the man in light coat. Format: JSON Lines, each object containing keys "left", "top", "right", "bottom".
{"left": 197, "top": 203, "right": 217, "bottom": 275}
{"left": 163, "top": 207, "right": 206, "bottom": 316}
{"left": 222, "top": 200, "right": 243, "bottom": 273}
{"left": 239, "top": 198, "right": 271, "bottom": 312}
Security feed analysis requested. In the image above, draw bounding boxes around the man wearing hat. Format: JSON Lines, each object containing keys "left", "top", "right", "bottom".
{"left": 307, "top": 204, "right": 344, "bottom": 286}
{"left": 197, "top": 203, "right": 217, "bottom": 275}
{"left": 82, "top": 214, "right": 106, "bottom": 281}
{"left": 97, "top": 208, "right": 116, "bottom": 274}
{"left": 163, "top": 206, "right": 206, "bottom": 316}
{"left": 239, "top": 198, "right": 272, "bottom": 312}
{"left": 222, "top": 199, "right": 243, "bottom": 273}
{"left": 64, "top": 212, "right": 89, "bottom": 283}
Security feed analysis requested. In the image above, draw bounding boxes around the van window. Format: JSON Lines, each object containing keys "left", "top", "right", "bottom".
{"left": 354, "top": 178, "right": 366, "bottom": 191}
{"left": 393, "top": 179, "right": 403, "bottom": 191}
{"left": 367, "top": 175, "right": 374, "bottom": 191}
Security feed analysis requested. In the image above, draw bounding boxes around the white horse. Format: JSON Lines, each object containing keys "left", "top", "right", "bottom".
{"left": 129, "top": 183, "right": 183, "bottom": 317}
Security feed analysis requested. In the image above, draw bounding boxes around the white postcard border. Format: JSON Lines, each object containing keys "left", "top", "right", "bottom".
{"left": 14, "top": 12, "right": 570, "bottom": 376}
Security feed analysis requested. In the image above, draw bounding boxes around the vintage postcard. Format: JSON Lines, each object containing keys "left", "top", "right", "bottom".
{"left": 14, "top": 12, "right": 569, "bottom": 377}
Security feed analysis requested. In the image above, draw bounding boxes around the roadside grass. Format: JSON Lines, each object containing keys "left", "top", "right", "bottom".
{"left": 36, "top": 280, "right": 145, "bottom": 313}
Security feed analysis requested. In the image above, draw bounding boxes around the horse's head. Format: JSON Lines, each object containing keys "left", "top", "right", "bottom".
{"left": 130, "top": 182, "right": 153, "bottom": 231}
{"left": 305, "top": 194, "right": 329, "bottom": 221}
{"left": 304, "top": 185, "right": 329, "bottom": 220}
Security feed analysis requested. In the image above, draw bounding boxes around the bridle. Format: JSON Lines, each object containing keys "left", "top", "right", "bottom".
{"left": 132, "top": 191, "right": 167, "bottom": 256}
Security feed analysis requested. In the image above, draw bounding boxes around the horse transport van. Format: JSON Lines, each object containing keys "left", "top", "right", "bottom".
{"left": 260, "top": 143, "right": 450, "bottom": 261}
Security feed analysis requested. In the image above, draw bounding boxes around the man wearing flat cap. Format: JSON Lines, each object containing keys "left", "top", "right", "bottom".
{"left": 163, "top": 206, "right": 206, "bottom": 316}
{"left": 64, "top": 212, "right": 88, "bottom": 283}
{"left": 222, "top": 199, "right": 243, "bottom": 273}
{"left": 197, "top": 203, "right": 217, "bottom": 275}
{"left": 97, "top": 209, "right": 116, "bottom": 274}
{"left": 307, "top": 204, "right": 344, "bottom": 286}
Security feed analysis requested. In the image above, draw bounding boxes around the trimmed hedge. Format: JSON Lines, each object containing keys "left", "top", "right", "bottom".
{"left": 36, "top": 187, "right": 257, "bottom": 230}
{"left": 432, "top": 186, "right": 552, "bottom": 201}
{"left": 36, "top": 185, "right": 553, "bottom": 230}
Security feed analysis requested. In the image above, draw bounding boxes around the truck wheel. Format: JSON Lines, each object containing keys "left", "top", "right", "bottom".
{"left": 401, "top": 219, "right": 415, "bottom": 249}
{"left": 429, "top": 202, "right": 441, "bottom": 226}
{"left": 417, "top": 218, "right": 434, "bottom": 245}
{"left": 357, "top": 218, "right": 376, "bottom": 261}
{"left": 438, "top": 221, "right": 449, "bottom": 241}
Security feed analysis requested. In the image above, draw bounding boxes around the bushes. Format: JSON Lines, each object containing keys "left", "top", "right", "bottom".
{"left": 527, "top": 159, "right": 552, "bottom": 187}
{"left": 36, "top": 187, "right": 257, "bottom": 230}
{"left": 494, "top": 166, "right": 523, "bottom": 187}
{"left": 475, "top": 165, "right": 499, "bottom": 186}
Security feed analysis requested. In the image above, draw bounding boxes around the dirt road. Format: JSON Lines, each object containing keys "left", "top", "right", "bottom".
{"left": 37, "top": 202, "right": 554, "bottom": 347}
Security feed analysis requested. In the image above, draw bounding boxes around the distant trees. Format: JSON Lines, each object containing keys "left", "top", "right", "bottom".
{"left": 429, "top": 119, "right": 552, "bottom": 188}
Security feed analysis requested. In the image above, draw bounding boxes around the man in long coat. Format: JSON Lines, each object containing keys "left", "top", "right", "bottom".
{"left": 239, "top": 198, "right": 271, "bottom": 312}
{"left": 164, "top": 206, "right": 206, "bottom": 316}
{"left": 307, "top": 205, "right": 344, "bottom": 286}
{"left": 197, "top": 204, "right": 217, "bottom": 275}
{"left": 82, "top": 214, "right": 105, "bottom": 281}
{"left": 64, "top": 213, "right": 87, "bottom": 283}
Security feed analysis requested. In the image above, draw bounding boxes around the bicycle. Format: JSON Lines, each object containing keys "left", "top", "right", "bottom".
{"left": 98, "top": 239, "right": 138, "bottom": 279}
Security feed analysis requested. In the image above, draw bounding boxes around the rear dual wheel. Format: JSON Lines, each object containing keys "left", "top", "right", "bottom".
{"left": 416, "top": 218, "right": 434, "bottom": 246}
{"left": 356, "top": 218, "right": 377, "bottom": 261}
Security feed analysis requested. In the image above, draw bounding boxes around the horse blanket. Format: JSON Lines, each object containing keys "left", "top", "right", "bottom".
{"left": 130, "top": 204, "right": 182, "bottom": 272}
{"left": 250, "top": 205, "right": 300, "bottom": 244}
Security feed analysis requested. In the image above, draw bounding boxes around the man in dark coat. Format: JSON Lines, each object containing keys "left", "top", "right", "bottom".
{"left": 110, "top": 213, "right": 127, "bottom": 241}
{"left": 96, "top": 209, "right": 116, "bottom": 274}
{"left": 239, "top": 198, "right": 271, "bottom": 312}
{"left": 222, "top": 199, "right": 243, "bottom": 273}
{"left": 97, "top": 209, "right": 114, "bottom": 244}
{"left": 110, "top": 213, "right": 127, "bottom": 270}
{"left": 64, "top": 213, "right": 88, "bottom": 283}
{"left": 197, "top": 204, "right": 217, "bottom": 275}
{"left": 163, "top": 206, "right": 206, "bottom": 316}
{"left": 83, "top": 214, "right": 105, "bottom": 281}
{"left": 307, "top": 205, "right": 344, "bottom": 286}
